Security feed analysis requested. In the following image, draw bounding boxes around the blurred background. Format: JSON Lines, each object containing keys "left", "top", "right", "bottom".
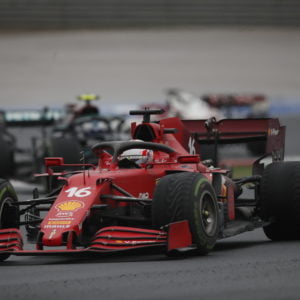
{"left": 0, "top": 0, "right": 300, "bottom": 186}
{"left": 0, "top": 0, "right": 300, "bottom": 109}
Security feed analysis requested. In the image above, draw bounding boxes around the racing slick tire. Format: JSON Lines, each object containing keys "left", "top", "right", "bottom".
{"left": 0, "top": 179, "right": 19, "bottom": 261}
{"left": 260, "top": 162, "right": 300, "bottom": 240}
{"left": 46, "top": 137, "right": 82, "bottom": 189}
{"left": 152, "top": 172, "right": 220, "bottom": 255}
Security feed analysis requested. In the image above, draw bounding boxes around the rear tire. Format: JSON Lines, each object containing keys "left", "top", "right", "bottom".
{"left": 152, "top": 172, "right": 219, "bottom": 255}
{"left": 0, "top": 179, "right": 19, "bottom": 261}
{"left": 260, "top": 162, "right": 300, "bottom": 240}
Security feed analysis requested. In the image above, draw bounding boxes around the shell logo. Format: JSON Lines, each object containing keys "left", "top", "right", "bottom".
{"left": 55, "top": 200, "right": 84, "bottom": 212}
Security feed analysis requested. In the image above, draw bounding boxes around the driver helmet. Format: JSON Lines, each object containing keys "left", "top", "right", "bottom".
{"left": 119, "top": 148, "right": 153, "bottom": 165}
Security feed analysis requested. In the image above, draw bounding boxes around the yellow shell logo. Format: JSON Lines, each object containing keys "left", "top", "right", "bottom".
{"left": 56, "top": 200, "right": 84, "bottom": 212}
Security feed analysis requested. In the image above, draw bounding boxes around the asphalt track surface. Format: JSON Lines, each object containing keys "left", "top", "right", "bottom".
{"left": 1, "top": 221, "right": 300, "bottom": 300}
{"left": 1, "top": 28, "right": 300, "bottom": 300}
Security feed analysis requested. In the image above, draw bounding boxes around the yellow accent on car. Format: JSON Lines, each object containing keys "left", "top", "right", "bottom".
{"left": 77, "top": 94, "right": 100, "bottom": 101}
{"left": 56, "top": 201, "right": 83, "bottom": 211}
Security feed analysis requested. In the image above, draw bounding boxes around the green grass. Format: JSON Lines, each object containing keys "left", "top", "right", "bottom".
{"left": 231, "top": 165, "right": 252, "bottom": 179}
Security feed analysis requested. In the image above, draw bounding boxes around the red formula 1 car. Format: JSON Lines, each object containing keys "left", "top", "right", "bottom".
{"left": 0, "top": 109, "right": 299, "bottom": 262}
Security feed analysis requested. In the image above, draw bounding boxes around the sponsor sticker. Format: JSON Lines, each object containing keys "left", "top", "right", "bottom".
{"left": 55, "top": 200, "right": 84, "bottom": 213}
{"left": 47, "top": 220, "right": 71, "bottom": 225}
{"left": 44, "top": 224, "right": 71, "bottom": 229}
{"left": 49, "top": 217, "right": 74, "bottom": 221}
{"left": 268, "top": 128, "right": 279, "bottom": 136}
{"left": 56, "top": 211, "right": 75, "bottom": 217}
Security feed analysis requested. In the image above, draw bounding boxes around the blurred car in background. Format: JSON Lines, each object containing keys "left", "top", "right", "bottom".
{"left": 40, "top": 94, "right": 128, "bottom": 168}
{"left": 202, "top": 93, "right": 269, "bottom": 119}
{"left": 0, "top": 95, "right": 129, "bottom": 187}
{"left": 145, "top": 88, "right": 269, "bottom": 120}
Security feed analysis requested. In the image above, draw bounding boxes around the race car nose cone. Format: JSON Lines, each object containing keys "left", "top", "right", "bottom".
{"left": 42, "top": 229, "right": 63, "bottom": 246}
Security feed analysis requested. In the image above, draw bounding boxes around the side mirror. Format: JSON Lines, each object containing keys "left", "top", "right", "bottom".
{"left": 44, "top": 157, "right": 64, "bottom": 167}
{"left": 177, "top": 155, "right": 200, "bottom": 164}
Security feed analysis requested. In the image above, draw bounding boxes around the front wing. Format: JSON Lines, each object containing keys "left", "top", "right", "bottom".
{"left": 0, "top": 221, "right": 194, "bottom": 257}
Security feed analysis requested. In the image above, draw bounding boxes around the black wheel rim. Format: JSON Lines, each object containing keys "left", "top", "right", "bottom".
{"left": 200, "top": 191, "right": 217, "bottom": 237}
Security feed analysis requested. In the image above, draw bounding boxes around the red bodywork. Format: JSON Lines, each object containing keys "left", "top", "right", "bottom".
{"left": 0, "top": 113, "right": 285, "bottom": 258}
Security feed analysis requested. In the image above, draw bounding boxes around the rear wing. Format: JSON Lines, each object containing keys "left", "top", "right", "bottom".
{"left": 1, "top": 109, "right": 62, "bottom": 127}
{"left": 160, "top": 117, "right": 285, "bottom": 162}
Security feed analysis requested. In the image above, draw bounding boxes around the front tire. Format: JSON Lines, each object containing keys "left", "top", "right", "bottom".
{"left": 152, "top": 172, "right": 219, "bottom": 255}
{"left": 0, "top": 179, "right": 19, "bottom": 261}
{"left": 260, "top": 162, "right": 300, "bottom": 240}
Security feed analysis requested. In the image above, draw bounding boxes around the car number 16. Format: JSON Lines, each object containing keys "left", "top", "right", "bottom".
{"left": 65, "top": 187, "right": 92, "bottom": 197}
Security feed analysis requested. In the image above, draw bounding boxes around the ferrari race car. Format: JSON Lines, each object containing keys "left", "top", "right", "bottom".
{"left": 0, "top": 109, "right": 299, "bottom": 262}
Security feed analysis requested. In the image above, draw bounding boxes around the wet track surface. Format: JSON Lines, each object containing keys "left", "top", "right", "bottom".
{"left": 1, "top": 227, "right": 300, "bottom": 300}
{"left": 1, "top": 28, "right": 300, "bottom": 299}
